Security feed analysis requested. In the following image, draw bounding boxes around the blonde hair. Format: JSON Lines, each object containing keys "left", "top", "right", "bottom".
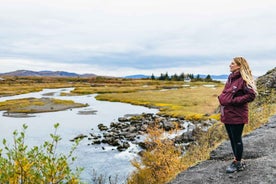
{"left": 233, "top": 57, "right": 258, "bottom": 95}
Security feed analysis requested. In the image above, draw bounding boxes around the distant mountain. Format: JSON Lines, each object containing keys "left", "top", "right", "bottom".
{"left": 124, "top": 74, "right": 150, "bottom": 79}
{"left": 199, "top": 74, "right": 229, "bottom": 80}
{"left": 0, "top": 70, "right": 96, "bottom": 77}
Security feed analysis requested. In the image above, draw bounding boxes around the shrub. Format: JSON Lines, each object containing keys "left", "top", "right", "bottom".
{"left": 0, "top": 123, "right": 83, "bottom": 184}
{"left": 127, "top": 125, "right": 183, "bottom": 184}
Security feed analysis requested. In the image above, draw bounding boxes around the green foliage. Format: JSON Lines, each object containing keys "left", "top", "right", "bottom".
{"left": 0, "top": 123, "right": 83, "bottom": 184}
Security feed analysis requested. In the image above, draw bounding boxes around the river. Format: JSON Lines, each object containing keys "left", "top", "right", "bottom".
{"left": 0, "top": 88, "right": 159, "bottom": 183}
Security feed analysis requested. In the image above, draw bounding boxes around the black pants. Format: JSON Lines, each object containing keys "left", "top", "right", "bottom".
{"left": 224, "top": 124, "right": 244, "bottom": 161}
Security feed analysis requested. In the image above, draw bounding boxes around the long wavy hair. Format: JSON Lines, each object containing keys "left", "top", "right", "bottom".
{"left": 233, "top": 57, "right": 258, "bottom": 94}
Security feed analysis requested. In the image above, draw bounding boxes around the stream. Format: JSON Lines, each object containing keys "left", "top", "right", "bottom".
{"left": 0, "top": 88, "right": 159, "bottom": 183}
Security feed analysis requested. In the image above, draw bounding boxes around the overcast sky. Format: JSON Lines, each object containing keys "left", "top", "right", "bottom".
{"left": 0, "top": 0, "right": 275, "bottom": 77}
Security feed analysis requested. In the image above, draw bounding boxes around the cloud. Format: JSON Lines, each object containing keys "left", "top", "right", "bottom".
{"left": 0, "top": 0, "right": 275, "bottom": 76}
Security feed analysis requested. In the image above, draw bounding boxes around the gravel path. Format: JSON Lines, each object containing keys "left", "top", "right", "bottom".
{"left": 168, "top": 115, "right": 276, "bottom": 184}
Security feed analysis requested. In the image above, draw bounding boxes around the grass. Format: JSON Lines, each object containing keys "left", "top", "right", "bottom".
{"left": 69, "top": 79, "right": 195, "bottom": 95}
{"left": 0, "top": 98, "right": 87, "bottom": 113}
{"left": 0, "top": 76, "right": 89, "bottom": 96}
{"left": 95, "top": 84, "right": 223, "bottom": 120}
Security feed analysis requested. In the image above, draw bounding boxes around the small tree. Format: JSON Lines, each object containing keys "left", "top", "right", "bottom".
{"left": 205, "top": 74, "right": 212, "bottom": 82}
{"left": 151, "top": 74, "right": 155, "bottom": 80}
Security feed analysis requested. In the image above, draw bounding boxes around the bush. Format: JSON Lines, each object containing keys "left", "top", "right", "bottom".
{"left": 0, "top": 123, "right": 83, "bottom": 184}
{"left": 127, "top": 125, "right": 183, "bottom": 184}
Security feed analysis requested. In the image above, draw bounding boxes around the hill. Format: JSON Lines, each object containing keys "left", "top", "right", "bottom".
{"left": 199, "top": 74, "right": 228, "bottom": 80}
{"left": 0, "top": 70, "right": 96, "bottom": 78}
{"left": 124, "top": 74, "right": 150, "bottom": 79}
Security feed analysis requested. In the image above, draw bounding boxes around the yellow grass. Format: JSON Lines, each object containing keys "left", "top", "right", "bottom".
{"left": 0, "top": 77, "right": 88, "bottom": 96}
{"left": 96, "top": 85, "right": 223, "bottom": 119}
{"left": 0, "top": 98, "right": 86, "bottom": 113}
{"left": 71, "top": 85, "right": 158, "bottom": 95}
{"left": 0, "top": 98, "right": 43, "bottom": 111}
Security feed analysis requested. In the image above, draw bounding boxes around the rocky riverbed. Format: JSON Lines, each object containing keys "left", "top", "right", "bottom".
{"left": 71, "top": 113, "right": 218, "bottom": 153}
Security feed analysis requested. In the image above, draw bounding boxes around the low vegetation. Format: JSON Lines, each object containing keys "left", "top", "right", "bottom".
{"left": 128, "top": 125, "right": 183, "bottom": 184}
{"left": 0, "top": 123, "right": 83, "bottom": 183}
{"left": 0, "top": 98, "right": 87, "bottom": 113}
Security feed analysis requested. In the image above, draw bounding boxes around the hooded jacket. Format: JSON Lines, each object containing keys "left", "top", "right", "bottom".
{"left": 218, "top": 71, "right": 256, "bottom": 124}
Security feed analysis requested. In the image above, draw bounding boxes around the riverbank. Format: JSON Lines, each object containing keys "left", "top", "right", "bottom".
{"left": 168, "top": 114, "right": 276, "bottom": 184}
{"left": 0, "top": 97, "right": 87, "bottom": 116}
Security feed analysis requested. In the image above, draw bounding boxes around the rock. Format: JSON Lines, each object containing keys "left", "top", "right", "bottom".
{"left": 118, "top": 117, "right": 129, "bottom": 122}
{"left": 162, "top": 120, "right": 176, "bottom": 131}
{"left": 127, "top": 126, "right": 137, "bottom": 133}
{"left": 110, "top": 122, "right": 118, "bottom": 128}
{"left": 117, "top": 142, "right": 130, "bottom": 152}
{"left": 124, "top": 133, "right": 137, "bottom": 141}
{"left": 140, "top": 124, "right": 148, "bottom": 131}
{"left": 173, "top": 131, "right": 195, "bottom": 144}
{"left": 92, "top": 139, "right": 101, "bottom": 144}
{"left": 255, "top": 68, "right": 276, "bottom": 106}
{"left": 257, "top": 67, "right": 276, "bottom": 89}
{"left": 70, "top": 134, "right": 87, "bottom": 141}
{"left": 98, "top": 123, "right": 108, "bottom": 131}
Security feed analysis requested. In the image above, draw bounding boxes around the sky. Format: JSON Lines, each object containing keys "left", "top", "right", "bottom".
{"left": 0, "top": 0, "right": 276, "bottom": 77}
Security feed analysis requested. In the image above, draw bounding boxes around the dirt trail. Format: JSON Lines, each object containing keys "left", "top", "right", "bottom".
{"left": 168, "top": 115, "right": 276, "bottom": 184}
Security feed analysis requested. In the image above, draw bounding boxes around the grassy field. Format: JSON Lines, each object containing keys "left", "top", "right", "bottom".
{"left": 95, "top": 84, "right": 223, "bottom": 120}
{"left": 0, "top": 76, "right": 89, "bottom": 96}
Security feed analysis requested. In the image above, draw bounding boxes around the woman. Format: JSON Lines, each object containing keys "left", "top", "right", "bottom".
{"left": 218, "top": 57, "right": 257, "bottom": 173}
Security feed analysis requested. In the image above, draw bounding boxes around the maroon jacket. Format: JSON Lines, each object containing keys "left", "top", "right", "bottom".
{"left": 218, "top": 71, "right": 256, "bottom": 124}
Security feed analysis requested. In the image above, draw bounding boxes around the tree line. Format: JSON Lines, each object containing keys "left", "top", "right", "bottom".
{"left": 150, "top": 72, "right": 213, "bottom": 82}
